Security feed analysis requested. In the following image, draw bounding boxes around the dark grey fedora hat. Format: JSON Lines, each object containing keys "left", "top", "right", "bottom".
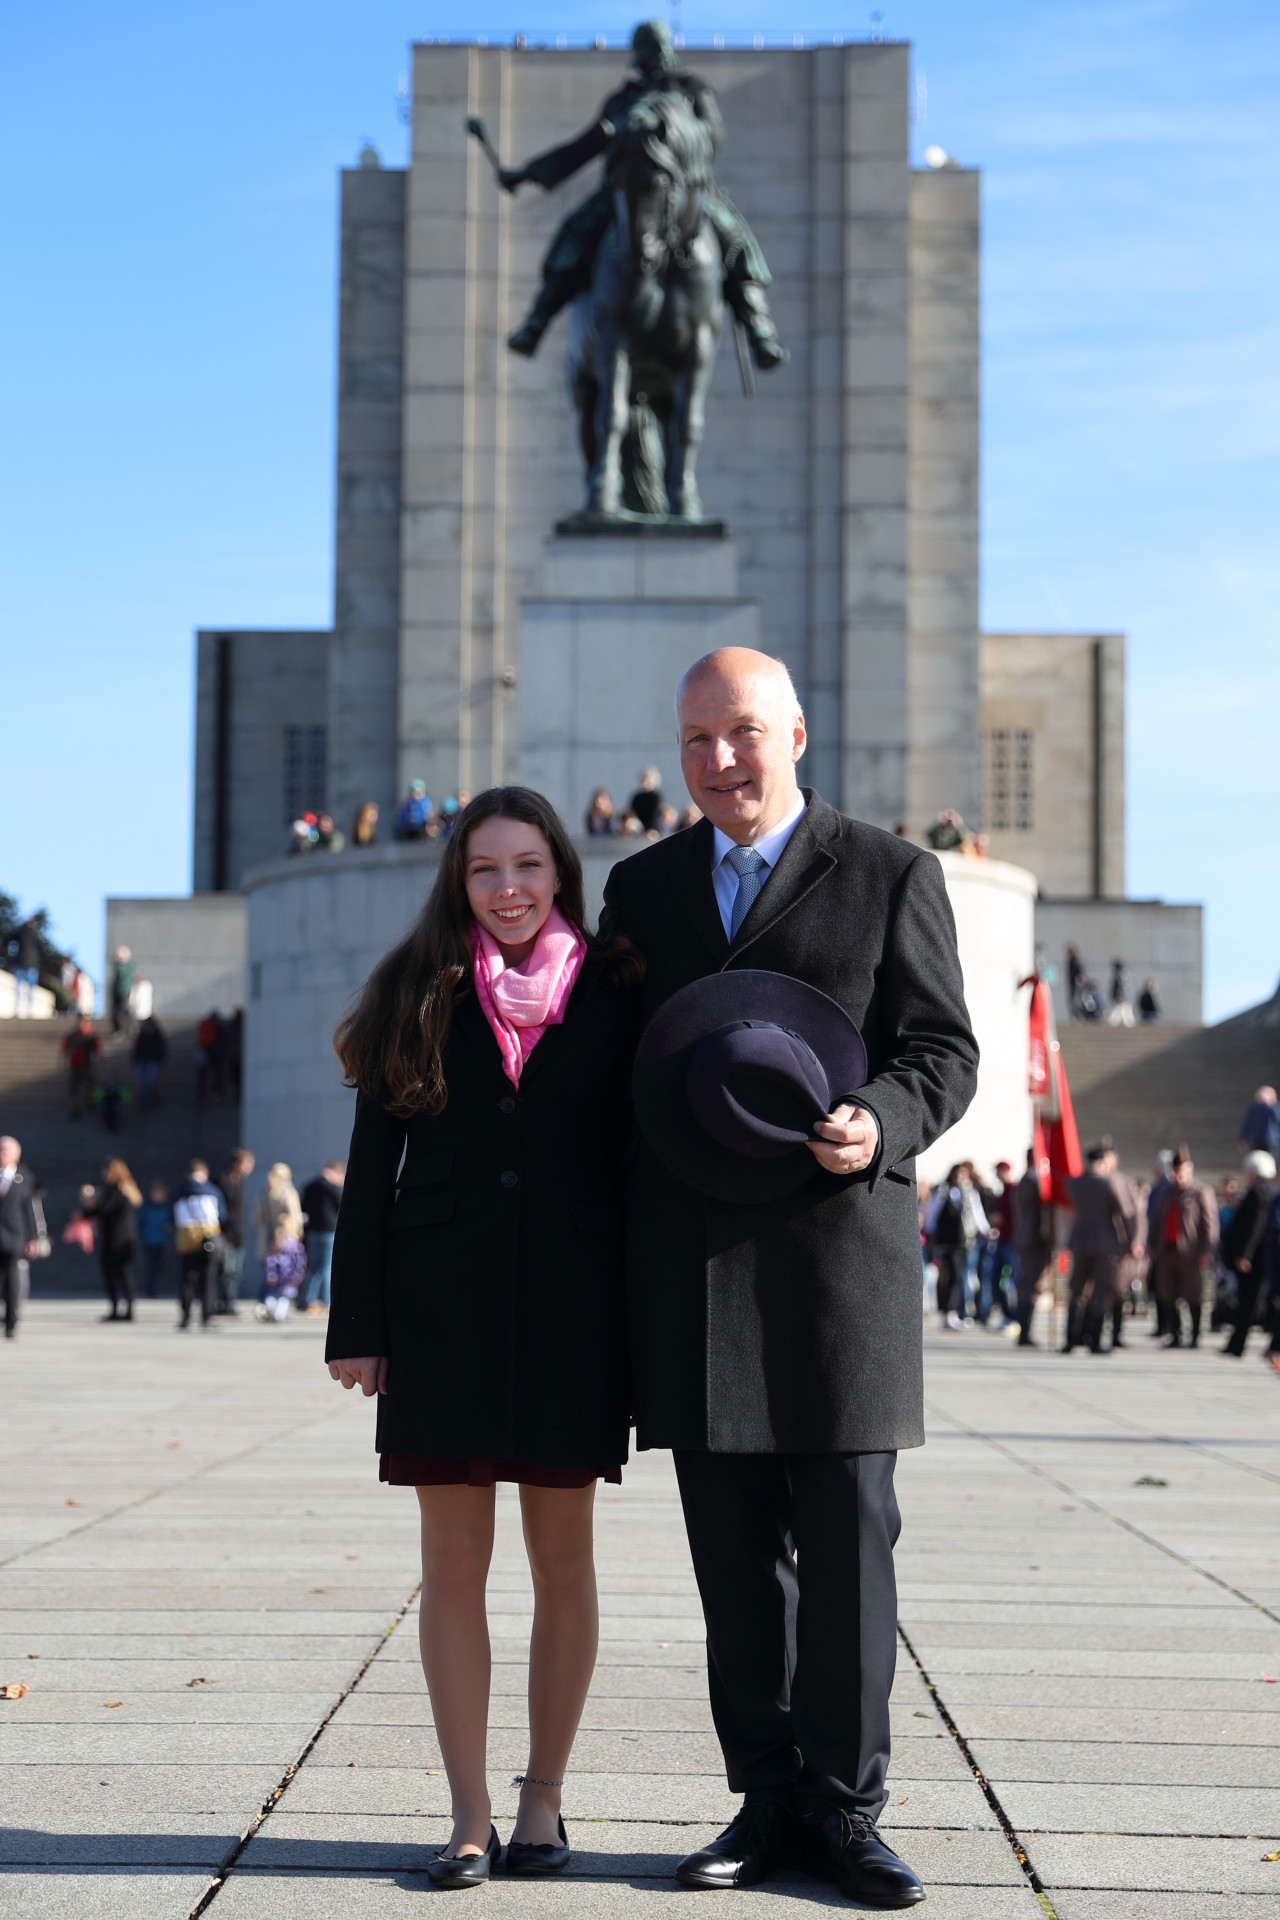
{"left": 632, "top": 970, "right": 869, "bottom": 1204}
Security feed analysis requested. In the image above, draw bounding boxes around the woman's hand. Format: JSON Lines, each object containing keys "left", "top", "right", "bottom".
{"left": 328, "top": 1356, "right": 388, "bottom": 1395}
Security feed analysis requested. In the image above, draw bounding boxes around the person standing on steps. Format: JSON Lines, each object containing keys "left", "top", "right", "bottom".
{"left": 79, "top": 1160, "right": 142, "bottom": 1322}
{"left": 110, "top": 947, "right": 135, "bottom": 1035}
{"left": 0, "top": 1136, "right": 42, "bottom": 1339}
{"left": 61, "top": 1016, "right": 100, "bottom": 1119}
{"left": 1148, "top": 1147, "right": 1218, "bottom": 1349}
{"left": 601, "top": 648, "right": 977, "bottom": 1909}
{"left": 326, "top": 787, "right": 641, "bottom": 1890}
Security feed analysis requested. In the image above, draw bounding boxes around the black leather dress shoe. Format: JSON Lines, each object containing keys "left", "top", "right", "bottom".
{"left": 425, "top": 1824, "right": 502, "bottom": 1889}
{"left": 506, "top": 1814, "right": 570, "bottom": 1875}
{"left": 676, "top": 1797, "right": 798, "bottom": 1888}
{"left": 805, "top": 1809, "right": 925, "bottom": 1908}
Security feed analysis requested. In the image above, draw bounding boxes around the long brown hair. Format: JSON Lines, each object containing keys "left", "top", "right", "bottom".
{"left": 335, "top": 785, "right": 639, "bottom": 1117}
{"left": 103, "top": 1159, "right": 143, "bottom": 1208}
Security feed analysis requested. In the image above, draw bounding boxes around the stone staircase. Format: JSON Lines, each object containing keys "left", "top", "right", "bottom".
{"left": 1058, "top": 1015, "right": 1280, "bottom": 1179}
{"left": 0, "top": 1018, "right": 241, "bottom": 1293}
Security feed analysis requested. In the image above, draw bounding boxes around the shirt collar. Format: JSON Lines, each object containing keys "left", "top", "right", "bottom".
{"left": 711, "top": 791, "right": 807, "bottom": 874}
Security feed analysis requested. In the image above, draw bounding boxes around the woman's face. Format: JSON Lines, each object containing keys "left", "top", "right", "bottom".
{"left": 464, "top": 816, "right": 559, "bottom": 963}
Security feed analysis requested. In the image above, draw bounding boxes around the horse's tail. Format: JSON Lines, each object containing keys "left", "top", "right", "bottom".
{"left": 624, "top": 400, "right": 667, "bottom": 516}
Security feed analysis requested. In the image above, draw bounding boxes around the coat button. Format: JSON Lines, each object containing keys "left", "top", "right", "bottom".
{"left": 500, "top": 1171, "right": 518, "bottom": 1188}
{"left": 499, "top": 1097, "right": 516, "bottom": 1114}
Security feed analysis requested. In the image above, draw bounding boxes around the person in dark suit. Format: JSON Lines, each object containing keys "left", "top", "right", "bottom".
{"left": 1013, "top": 1148, "right": 1054, "bottom": 1346}
{"left": 601, "top": 648, "right": 978, "bottom": 1909}
{"left": 1063, "top": 1146, "right": 1137, "bottom": 1353}
{"left": 0, "top": 1135, "right": 42, "bottom": 1338}
{"left": 325, "top": 787, "right": 641, "bottom": 1889}
{"left": 1221, "top": 1151, "right": 1276, "bottom": 1356}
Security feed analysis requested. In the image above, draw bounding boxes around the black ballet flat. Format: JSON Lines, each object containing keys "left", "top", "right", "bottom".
{"left": 425, "top": 1825, "right": 502, "bottom": 1889}
{"left": 506, "top": 1815, "right": 570, "bottom": 1875}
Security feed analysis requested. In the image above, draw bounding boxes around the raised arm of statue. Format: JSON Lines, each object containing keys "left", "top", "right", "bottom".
{"left": 504, "top": 118, "right": 613, "bottom": 194}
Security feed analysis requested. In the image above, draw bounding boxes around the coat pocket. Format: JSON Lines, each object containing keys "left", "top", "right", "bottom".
{"left": 388, "top": 1188, "right": 458, "bottom": 1232}
{"left": 397, "top": 1147, "right": 456, "bottom": 1195}
{"left": 573, "top": 1203, "right": 625, "bottom": 1238}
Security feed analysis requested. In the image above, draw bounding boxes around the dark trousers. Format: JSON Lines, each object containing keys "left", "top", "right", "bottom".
{"left": 673, "top": 1449, "right": 900, "bottom": 1820}
{"left": 101, "top": 1254, "right": 134, "bottom": 1314}
{"left": 180, "top": 1250, "right": 218, "bottom": 1324}
{"left": 1, "top": 1254, "right": 26, "bottom": 1336}
{"left": 141, "top": 1242, "right": 168, "bottom": 1297}
{"left": 1226, "top": 1265, "right": 1263, "bottom": 1355}
{"left": 1067, "top": 1252, "right": 1117, "bottom": 1350}
{"left": 933, "top": 1246, "right": 965, "bottom": 1319}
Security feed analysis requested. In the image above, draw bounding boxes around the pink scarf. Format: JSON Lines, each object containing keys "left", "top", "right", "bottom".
{"left": 469, "top": 906, "right": 587, "bottom": 1086}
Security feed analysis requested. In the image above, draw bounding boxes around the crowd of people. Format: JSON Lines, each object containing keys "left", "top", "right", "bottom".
{"left": 585, "top": 769, "right": 701, "bottom": 840}
{"left": 1064, "top": 944, "right": 1160, "bottom": 1024}
{"left": 918, "top": 1096, "right": 1280, "bottom": 1365}
{"left": 287, "top": 784, "right": 478, "bottom": 857}
{"left": 57, "top": 1000, "right": 241, "bottom": 1120}
{"left": 0, "top": 1138, "right": 347, "bottom": 1337}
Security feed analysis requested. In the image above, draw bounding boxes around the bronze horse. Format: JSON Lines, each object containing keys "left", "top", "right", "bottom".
{"left": 564, "top": 96, "right": 725, "bottom": 521}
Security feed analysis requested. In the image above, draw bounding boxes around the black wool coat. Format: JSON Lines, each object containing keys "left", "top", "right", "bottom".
{"left": 325, "top": 959, "right": 640, "bottom": 1467}
{"left": 601, "top": 791, "right": 979, "bottom": 1457}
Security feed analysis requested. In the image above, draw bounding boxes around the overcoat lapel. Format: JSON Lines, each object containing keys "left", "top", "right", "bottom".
{"left": 729, "top": 791, "right": 839, "bottom": 960}
{"left": 676, "top": 820, "right": 730, "bottom": 965}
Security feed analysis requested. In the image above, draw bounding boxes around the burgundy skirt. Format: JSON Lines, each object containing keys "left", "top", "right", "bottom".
{"left": 380, "top": 1454, "right": 623, "bottom": 1489}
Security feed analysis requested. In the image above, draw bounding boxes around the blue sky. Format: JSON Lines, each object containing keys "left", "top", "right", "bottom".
{"left": 2, "top": 0, "right": 1277, "bottom": 1019}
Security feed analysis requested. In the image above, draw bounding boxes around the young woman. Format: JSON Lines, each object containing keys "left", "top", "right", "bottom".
{"left": 326, "top": 787, "right": 640, "bottom": 1888}
{"left": 79, "top": 1159, "right": 142, "bottom": 1321}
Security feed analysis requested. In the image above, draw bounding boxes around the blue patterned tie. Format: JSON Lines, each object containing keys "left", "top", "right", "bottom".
{"left": 726, "top": 845, "right": 767, "bottom": 940}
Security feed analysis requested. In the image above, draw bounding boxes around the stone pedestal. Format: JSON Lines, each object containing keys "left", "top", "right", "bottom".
{"left": 516, "top": 535, "right": 759, "bottom": 830}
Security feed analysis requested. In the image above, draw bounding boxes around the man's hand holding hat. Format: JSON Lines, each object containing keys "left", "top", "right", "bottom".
{"left": 810, "top": 1102, "right": 879, "bottom": 1176}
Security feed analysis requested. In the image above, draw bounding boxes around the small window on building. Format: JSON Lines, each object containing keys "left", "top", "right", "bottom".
{"left": 283, "top": 724, "right": 327, "bottom": 825}
{"left": 984, "top": 728, "right": 1033, "bottom": 832}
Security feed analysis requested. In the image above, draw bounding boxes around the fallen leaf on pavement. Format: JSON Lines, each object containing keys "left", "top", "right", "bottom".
{"left": 348, "top": 1761, "right": 358, "bottom": 1768}
{"left": 913, "top": 1710, "right": 930, "bottom": 1719}
{"left": 66, "top": 1499, "right": 79, "bottom": 1507}
{"left": 1262, "top": 1852, "right": 1280, "bottom": 1862}
{"left": 104, "top": 1701, "right": 123, "bottom": 1709}
{"left": 2, "top": 1684, "right": 30, "bottom": 1699}
{"left": 188, "top": 1677, "right": 210, "bottom": 1687}
{"left": 166, "top": 1442, "right": 183, "bottom": 1449}
{"left": 892, "top": 1798, "right": 909, "bottom": 1806}
{"left": 1261, "top": 1675, "right": 1276, "bottom": 1684}
{"left": 1134, "top": 1476, "right": 1168, "bottom": 1488}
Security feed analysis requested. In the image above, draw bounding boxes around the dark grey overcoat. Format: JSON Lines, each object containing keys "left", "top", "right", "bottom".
{"left": 325, "top": 960, "right": 640, "bottom": 1466}
{"left": 601, "top": 791, "right": 978, "bottom": 1456}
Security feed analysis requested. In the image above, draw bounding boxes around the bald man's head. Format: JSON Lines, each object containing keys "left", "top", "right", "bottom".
{"left": 675, "top": 648, "right": 806, "bottom": 844}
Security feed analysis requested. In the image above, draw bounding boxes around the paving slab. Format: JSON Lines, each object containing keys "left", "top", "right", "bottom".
{"left": 7, "top": 1303, "right": 1280, "bottom": 1919}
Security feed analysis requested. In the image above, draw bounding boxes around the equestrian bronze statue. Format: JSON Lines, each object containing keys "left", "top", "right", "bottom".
{"left": 471, "top": 22, "right": 787, "bottom": 523}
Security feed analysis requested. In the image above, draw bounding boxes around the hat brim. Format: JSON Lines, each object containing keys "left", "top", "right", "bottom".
{"left": 633, "top": 970, "right": 869, "bottom": 1205}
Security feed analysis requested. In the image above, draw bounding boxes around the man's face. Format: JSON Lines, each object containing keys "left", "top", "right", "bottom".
{"left": 0, "top": 1138, "right": 19, "bottom": 1169}
{"left": 1173, "top": 1161, "right": 1193, "bottom": 1189}
{"left": 677, "top": 660, "right": 805, "bottom": 843}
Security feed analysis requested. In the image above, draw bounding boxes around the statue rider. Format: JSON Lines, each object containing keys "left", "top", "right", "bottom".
{"left": 501, "top": 21, "right": 788, "bottom": 371}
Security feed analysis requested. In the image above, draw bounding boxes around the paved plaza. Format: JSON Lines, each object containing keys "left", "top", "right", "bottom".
{"left": 2, "top": 1301, "right": 1278, "bottom": 1919}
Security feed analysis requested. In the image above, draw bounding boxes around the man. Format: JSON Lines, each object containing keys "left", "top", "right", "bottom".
{"left": 214, "top": 1149, "right": 254, "bottom": 1315}
{"left": 602, "top": 647, "right": 977, "bottom": 1908}
{"left": 1012, "top": 1149, "right": 1054, "bottom": 1347}
{"left": 1221, "top": 1151, "right": 1276, "bottom": 1357}
{"left": 628, "top": 767, "right": 664, "bottom": 835}
{"left": 1148, "top": 1147, "right": 1218, "bottom": 1348}
{"left": 300, "top": 1160, "right": 345, "bottom": 1315}
{"left": 1108, "top": 1147, "right": 1147, "bottom": 1349}
{"left": 1239, "top": 1086, "right": 1280, "bottom": 1158}
{"left": 0, "top": 1136, "right": 42, "bottom": 1339}
{"left": 499, "top": 20, "right": 786, "bottom": 369}
{"left": 61, "top": 1015, "right": 100, "bottom": 1119}
{"left": 1063, "top": 1146, "right": 1136, "bottom": 1353}
{"left": 110, "top": 946, "right": 134, "bottom": 1034}
{"left": 172, "top": 1159, "right": 227, "bottom": 1330}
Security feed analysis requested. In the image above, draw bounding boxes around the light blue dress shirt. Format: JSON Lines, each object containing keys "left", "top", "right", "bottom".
{"left": 709, "top": 791, "right": 807, "bottom": 939}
